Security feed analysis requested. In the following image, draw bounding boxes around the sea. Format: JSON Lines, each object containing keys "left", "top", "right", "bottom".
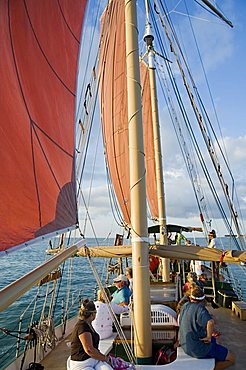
{"left": 0, "top": 238, "right": 115, "bottom": 369}
{"left": 0, "top": 237, "right": 246, "bottom": 369}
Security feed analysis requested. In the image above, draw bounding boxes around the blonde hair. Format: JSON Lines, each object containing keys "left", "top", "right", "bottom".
{"left": 187, "top": 272, "right": 197, "bottom": 283}
{"left": 79, "top": 299, "right": 96, "bottom": 320}
{"left": 97, "top": 288, "right": 111, "bottom": 303}
{"left": 185, "top": 282, "right": 197, "bottom": 297}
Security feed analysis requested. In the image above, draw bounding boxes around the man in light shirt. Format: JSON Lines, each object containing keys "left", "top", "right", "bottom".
{"left": 208, "top": 230, "right": 220, "bottom": 279}
{"left": 111, "top": 274, "right": 132, "bottom": 306}
{"left": 208, "top": 230, "right": 217, "bottom": 248}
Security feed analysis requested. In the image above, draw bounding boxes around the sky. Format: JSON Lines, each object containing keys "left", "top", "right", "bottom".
{"left": 76, "top": 0, "right": 246, "bottom": 243}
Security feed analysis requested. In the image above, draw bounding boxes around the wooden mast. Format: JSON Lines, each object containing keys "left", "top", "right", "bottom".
{"left": 143, "top": 1, "right": 170, "bottom": 282}
{"left": 125, "top": 0, "right": 152, "bottom": 363}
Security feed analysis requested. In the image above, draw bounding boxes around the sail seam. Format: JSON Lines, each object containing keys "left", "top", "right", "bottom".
{"left": 23, "top": 0, "right": 75, "bottom": 97}
{"left": 57, "top": 0, "right": 80, "bottom": 44}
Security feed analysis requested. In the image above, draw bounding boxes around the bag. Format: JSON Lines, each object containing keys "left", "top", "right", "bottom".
{"left": 155, "top": 345, "right": 177, "bottom": 365}
{"left": 108, "top": 355, "right": 135, "bottom": 370}
{"left": 27, "top": 363, "right": 44, "bottom": 370}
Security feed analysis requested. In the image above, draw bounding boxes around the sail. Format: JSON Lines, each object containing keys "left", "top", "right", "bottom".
{"left": 99, "top": 1, "right": 158, "bottom": 226}
{"left": 99, "top": 0, "right": 131, "bottom": 225}
{"left": 140, "top": 61, "right": 158, "bottom": 219}
{"left": 0, "top": 0, "right": 87, "bottom": 253}
{"left": 77, "top": 244, "right": 246, "bottom": 264}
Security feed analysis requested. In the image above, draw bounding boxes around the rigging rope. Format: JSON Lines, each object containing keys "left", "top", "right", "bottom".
{"left": 84, "top": 247, "right": 136, "bottom": 364}
{"left": 151, "top": 0, "right": 244, "bottom": 249}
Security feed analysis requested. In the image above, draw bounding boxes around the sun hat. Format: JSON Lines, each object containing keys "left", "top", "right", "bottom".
{"left": 113, "top": 274, "right": 128, "bottom": 283}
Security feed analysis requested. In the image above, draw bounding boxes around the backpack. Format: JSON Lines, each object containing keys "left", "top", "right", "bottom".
{"left": 155, "top": 345, "right": 177, "bottom": 365}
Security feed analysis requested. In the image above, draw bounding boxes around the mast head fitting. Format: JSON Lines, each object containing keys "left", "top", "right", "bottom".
{"left": 143, "top": 23, "right": 154, "bottom": 46}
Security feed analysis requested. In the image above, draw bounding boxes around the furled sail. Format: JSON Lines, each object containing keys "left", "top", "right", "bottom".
{"left": 0, "top": 0, "right": 87, "bottom": 253}
{"left": 99, "top": 0, "right": 158, "bottom": 226}
{"left": 77, "top": 244, "right": 246, "bottom": 264}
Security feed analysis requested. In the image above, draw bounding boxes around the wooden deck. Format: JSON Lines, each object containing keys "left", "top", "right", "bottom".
{"left": 41, "top": 336, "right": 71, "bottom": 370}
{"left": 41, "top": 305, "right": 246, "bottom": 370}
{"left": 207, "top": 305, "right": 246, "bottom": 370}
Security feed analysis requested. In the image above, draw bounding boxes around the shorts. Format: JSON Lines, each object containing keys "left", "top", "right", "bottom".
{"left": 205, "top": 337, "right": 228, "bottom": 362}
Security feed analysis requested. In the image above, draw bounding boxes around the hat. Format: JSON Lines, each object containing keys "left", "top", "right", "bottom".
{"left": 113, "top": 274, "right": 128, "bottom": 283}
{"left": 209, "top": 229, "right": 216, "bottom": 236}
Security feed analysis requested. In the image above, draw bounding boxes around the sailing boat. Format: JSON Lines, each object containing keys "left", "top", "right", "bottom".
{"left": 0, "top": 0, "right": 246, "bottom": 369}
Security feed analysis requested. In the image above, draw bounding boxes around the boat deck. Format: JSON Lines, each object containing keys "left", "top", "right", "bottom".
{"left": 207, "top": 305, "right": 246, "bottom": 369}
{"left": 41, "top": 305, "right": 246, "bottom": 370}
{"left": 41, "top": 336, "right": 71, "bottom": 370}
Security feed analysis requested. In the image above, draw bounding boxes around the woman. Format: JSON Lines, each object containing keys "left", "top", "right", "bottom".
{"left": 69, "top": 299, "right": 113, "bottom": 370}
{"left": 125, "top": 267, "right": 133, "bottom": 292}
{"left": 176, "top": 282, "right": 197, "bottom": 316}
{"left": 93, "top": 288, "right": 129, "bottom": 339}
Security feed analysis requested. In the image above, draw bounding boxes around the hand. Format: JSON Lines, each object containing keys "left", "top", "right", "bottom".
{"left": 212, "top": 331, "right": 221, "bottom": 338}
{"left": 105, "top": 355, "right": 111, "bottom": 365}
{"left": 200, "top": 336, "right": 212, "bottom": 343}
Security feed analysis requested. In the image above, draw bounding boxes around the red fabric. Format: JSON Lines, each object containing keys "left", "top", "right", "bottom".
{"left": 99, "top": 0, "right": 131, "bottom": 225}
{"left": 149, "top": 255, "right": 159, "bottom": 273}
{"left": 99, "top": 1, "right": 158, "bottom": 226}
{"left": 0, "top": 0, "right": 86, "bottom": 252}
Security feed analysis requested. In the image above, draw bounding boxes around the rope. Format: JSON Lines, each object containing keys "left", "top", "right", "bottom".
{"left": 84, "top": 247, "right": 136, "bottom": 364}
{"left": 0, "top": 327, "right": 27, "bottom": 341}
{"left": 151, "top": 1, "right": 243, "bottom": 248}
{"left": 65, "top": 258, "right": 74, "bottom": 320}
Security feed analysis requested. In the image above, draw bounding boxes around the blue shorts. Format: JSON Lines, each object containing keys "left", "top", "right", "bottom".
{"left": 205, "top": 337, "right": 228, "bottom": 362}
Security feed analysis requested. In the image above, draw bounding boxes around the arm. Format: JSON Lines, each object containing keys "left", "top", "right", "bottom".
{"left": 111, "top": 301, "right": 129, "bottom": 314}
{"left": 118, "top": 301, "right": 129, "bottom": 306}
{"left": 200, "top": 319, "right": 214, "bottom": 343}
{"left": 79, "top": 332, "right": 108, "bottom": 362}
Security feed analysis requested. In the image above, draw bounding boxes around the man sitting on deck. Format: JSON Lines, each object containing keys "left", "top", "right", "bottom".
{"left": 179, "top": 287, "right": 235, "bottom": 370}
{"left": 111, "top": 274, "right": 132, "bottom": 306}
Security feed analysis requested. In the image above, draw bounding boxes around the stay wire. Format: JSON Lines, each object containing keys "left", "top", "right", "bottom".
{"left": 150, "top": 2, "right": 241, "bottom": 248}
{"left": 161, "top": 0, "right": 234, "bottom": 181}
{"left": 75, "top": 0, "right": 102, "bottom": 123}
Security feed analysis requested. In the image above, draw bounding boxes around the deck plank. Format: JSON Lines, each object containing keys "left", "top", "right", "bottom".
{"left": 207, "top": 305, "right": 246, "bottom": 369}
{"left": 41, "top": 336, "right": 71, "bottom": 370}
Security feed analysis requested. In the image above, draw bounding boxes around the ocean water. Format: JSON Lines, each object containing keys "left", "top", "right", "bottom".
{"left": 0, "top": 237, "right": 245, "bottom": 369}
{"left": 0, "top": 238, "right": 114, "bottom": 369}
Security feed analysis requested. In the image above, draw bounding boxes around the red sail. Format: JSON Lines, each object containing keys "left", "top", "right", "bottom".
{"left": 0, "top": 0, "right": 86, "bottom": 253}
{"left": 99, "top": 0, "right": 131, "bottom": 225}
{"left": 99, "top": 0, "right": 158, "bottom": 226}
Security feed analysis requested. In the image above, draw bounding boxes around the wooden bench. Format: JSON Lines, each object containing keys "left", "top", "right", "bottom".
{"left": 136, "top": 347, "right": 215, "bottom": 370}
{"left": 99, "top": 333, "right": 118, "bottom": 355}
{"left": 67, "top": 339, "right": 215, "bottom": 370}
{"left": 67, "top": 333, "right": 117, "bottom": 370}
{"left": 232, "top": 301, "right": 246, "bottom": 320}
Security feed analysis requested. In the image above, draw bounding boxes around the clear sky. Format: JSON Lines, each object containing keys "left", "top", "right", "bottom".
{"left": 76, "top": 0, "right": 246, "bottom": 242}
